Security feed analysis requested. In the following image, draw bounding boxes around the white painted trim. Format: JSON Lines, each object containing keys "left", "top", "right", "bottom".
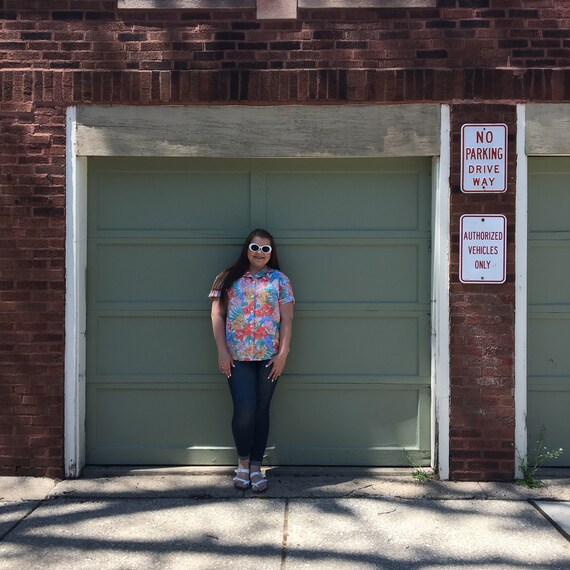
{"left": 514, "top": 104, "right": 528, "bottom": 479}
{"left": 432, "top": 105, "right": 451, "bottom": 480}
{"left": 64, "top": 107, "right": 87, "bottom": 478}
{"left": 69, "top": 103, "right": 444, "bottom": 475}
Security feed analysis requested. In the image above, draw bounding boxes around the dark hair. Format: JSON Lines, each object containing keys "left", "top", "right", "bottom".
{"left": 214, "top": 229, "right": 281, "bottom": 306}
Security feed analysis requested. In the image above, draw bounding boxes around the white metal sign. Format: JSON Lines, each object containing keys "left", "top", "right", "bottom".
{"left": 461, "top": 123, "right": 507, "bottom": 193}
{"left": 460, "top": 215, "right": 507, "bottom": 284}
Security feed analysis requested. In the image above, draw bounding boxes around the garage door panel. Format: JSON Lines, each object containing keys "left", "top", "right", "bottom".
{"left": 91, "top": 242, "right": 239, "bottom": 306}
{"left": 287, "top": 315, "right": 426, "bottom": 377}
{"left": 279, "top": 243, "right": 428, "bottom": 305}
{"left": 91, "top": 315, "right": 214, "bottom": 377}
{"left": 87, "top": 384, "right": 430, "bottom": 466}
{"left": 528, "top": 157, "right": 570, "bottom": 466}
{"left": 266, "top": 173, "right": 426, "bottom": 232}
{"left": 528, "top": 390, "right": 570, "bottom": 467}
{"left": 88, "top": 448, "right": 238, "bottom": 465}
{"left": 92, "top": 171, "right": 251, "bottom": 233}
{"left": 528, "top": 316, "right": 570, "bottom": 379}
{"left": 267, "top": 384, "right": 431, "bottom": 465}
{"left": 528, "top": 172, "right": 570, "bottom": 233}
{"left": 91, "top": 313, "right": 427, "bottom": 379}
{"left": 87, "top": 383, "right": 234, "bottom": 464}
{"left": 272, "top": 386, "right": 424, "bottom": 447}
{"left": 528, "top": 243, "right": 570, "bottom": 306}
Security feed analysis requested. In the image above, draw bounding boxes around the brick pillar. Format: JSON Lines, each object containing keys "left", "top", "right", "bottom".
{"left": 0, "top": 101, "right": 66, "bottom": 478}
{"left": 448, "top": 104, "right": 517, "bottom": 482}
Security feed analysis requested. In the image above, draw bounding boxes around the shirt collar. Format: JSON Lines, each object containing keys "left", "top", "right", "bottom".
{"left": 244, "top": 267, "right": 272, "bottom": 279}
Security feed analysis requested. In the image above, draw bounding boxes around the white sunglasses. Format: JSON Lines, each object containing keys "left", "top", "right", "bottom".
{"left": 248, "top": 243, "right": 272, "bottom": 254}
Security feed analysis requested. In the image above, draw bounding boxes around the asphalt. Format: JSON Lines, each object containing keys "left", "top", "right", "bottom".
{"left": 1, "top": 467, "right": 569, "bottom": 569}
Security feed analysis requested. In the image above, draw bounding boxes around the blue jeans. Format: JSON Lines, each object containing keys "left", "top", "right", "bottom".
{"left": 227, "top": 360, "right": 278, "bottom": 464}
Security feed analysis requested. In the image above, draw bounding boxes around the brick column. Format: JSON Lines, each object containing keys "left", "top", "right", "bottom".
{"left": 448, "top": 104, "right": 517, "bottom": 482}
{"left": 0, "top": 102, "right": 66, "bottom": 478}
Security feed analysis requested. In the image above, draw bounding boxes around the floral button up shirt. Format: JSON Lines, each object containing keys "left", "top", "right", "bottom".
{"left": 209, "top": 268, "right": 295, "bottom": 361}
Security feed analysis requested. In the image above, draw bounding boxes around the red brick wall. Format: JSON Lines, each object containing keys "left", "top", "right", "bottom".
{"left": 449, "top": 104, "right": 517, "bottom": 481}
{"left": 1, "top": 0, "right": 570, "bottom": 478}
{"left": 0, "top": 102, "right": 66, "bottom": 478}
{"left": 2, "top": 2, "right": 570, "bottom": 72}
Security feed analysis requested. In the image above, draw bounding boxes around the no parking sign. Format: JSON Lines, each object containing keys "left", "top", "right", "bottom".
{"left": 461, "top": 124, "right": 508, "bottom": 193}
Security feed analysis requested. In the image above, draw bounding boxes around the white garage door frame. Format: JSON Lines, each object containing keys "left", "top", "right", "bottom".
{"left": 65, "top": 104, "right": 451, "bottom": 478}
{"left": 515, "top": 104, "right": 527, "bottom": 480}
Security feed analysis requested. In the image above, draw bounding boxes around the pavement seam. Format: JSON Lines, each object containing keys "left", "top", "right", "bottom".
{"left": 280, "top": 498, "right": 290, "bottom": 570}
{"left": 529, "top": 500, "right": 570, "bottom": 543}
{"left": 42, "top": 493, "right": 558, "bottom": 501}
{"left": 0, "top": 500, "right": 45, "bottom": 543}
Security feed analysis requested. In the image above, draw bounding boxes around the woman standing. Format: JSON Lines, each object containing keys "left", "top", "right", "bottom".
{"left": 209, "top": 229, "right": 294, "bottom": 492}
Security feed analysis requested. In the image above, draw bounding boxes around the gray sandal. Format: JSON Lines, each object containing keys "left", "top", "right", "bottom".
{"left": 250, "top": 470, "right": 268, "bottom": 493}
{"left": 233, "top": 467, "right": 250, "bottom": 489}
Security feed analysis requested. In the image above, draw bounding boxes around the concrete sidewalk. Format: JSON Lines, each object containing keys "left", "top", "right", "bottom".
{"left": 1, "top": 467, "right": 569, "bottom": 569}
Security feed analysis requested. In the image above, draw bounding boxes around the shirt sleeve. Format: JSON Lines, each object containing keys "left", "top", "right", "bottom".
{"left": 278, "top": 274, "right": 295, "bottom": 304}
{"left": 208, "top": 273, "right": 224, "bottom": 299}
{"left": 209, "top": 288, "right": 221, "bottom": 299}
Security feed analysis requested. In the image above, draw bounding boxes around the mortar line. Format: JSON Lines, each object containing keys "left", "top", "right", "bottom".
{"left": 280, "top": 498, "right": 290, "bottom": 569}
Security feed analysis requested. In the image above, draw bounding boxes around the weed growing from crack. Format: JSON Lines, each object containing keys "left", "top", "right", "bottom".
{"left": 402, "top": 448, "right": 436, "bottom": 483}
{"left": 516, "top": 425, "right": 564, "bottom": 488}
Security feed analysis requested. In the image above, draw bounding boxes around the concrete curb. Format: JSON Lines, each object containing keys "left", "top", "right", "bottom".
{"left": 2, "top": 468, "right": 570, "bottom": 502}
{"left": 0, "top": 477, "right": 59, "bottom": 502}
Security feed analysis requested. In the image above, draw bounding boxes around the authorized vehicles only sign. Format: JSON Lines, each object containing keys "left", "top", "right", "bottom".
{"left": 461, "top": 123, "right": 507, "bottom": 193}
{"left": 459, "top": 215, "right": 507, "bottom": 284}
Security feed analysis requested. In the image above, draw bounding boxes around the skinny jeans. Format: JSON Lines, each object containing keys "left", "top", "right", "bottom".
{"left": 227, "top": 360, "right": 278, "bottom": 463}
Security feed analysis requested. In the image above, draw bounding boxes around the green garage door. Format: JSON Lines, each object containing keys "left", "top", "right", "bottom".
{"left": 86, "top": 157, "right": 432, "bottom": 466}
{"left": 528, "top": 158, "right": 570, "bottom": 466}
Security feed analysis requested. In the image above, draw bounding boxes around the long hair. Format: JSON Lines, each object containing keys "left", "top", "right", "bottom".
{"left": 214, "top": 229, "right": 281, "bottom": 306}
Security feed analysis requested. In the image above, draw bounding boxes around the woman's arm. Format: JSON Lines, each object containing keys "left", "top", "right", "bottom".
{"left": 211, "top": 299, "right": 234, "bottom": 378}
{"left": 267, "top": 301, "right": 294, "bottom": 381}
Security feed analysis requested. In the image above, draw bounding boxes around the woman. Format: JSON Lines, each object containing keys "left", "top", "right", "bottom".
{"left": 209, "top": 229, "right": 294, "bottom": 492}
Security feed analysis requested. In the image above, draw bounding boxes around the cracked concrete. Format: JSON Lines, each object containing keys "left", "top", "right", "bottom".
{"left": 1, "top": 468, "right": 569, "bottom": 569}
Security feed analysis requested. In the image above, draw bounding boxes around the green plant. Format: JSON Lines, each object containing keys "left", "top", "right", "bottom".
{"left": 411, "top": 468, "right": 433, "bottom": 483}
{"left": 403, "top": 448, "right": 435, "bottom": 483}
{"left": 516, "top": 426, "right": 564, "bottom": 488}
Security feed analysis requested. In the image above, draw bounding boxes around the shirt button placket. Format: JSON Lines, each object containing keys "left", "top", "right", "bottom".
{"left": 253, "top": 277, "right": 259, "bottom": 358}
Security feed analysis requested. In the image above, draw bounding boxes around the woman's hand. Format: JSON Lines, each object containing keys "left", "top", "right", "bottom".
{"left": 218, "top": 350, "right": 234, "bottom": 378}
{"left": 267, "top": 352, "right": 287, "bottom": 382}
